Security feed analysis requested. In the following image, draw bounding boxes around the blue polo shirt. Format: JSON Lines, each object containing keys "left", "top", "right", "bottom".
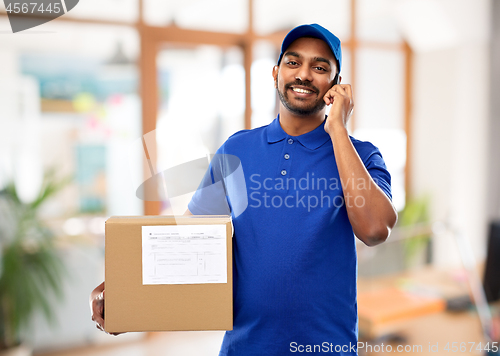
{"left": 188, "top": 116, "right": 392, "bottom": 356}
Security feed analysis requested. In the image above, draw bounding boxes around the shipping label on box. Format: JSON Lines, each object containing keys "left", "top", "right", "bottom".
{"left": 142, "top": 224, "right": 227, "bottom": 285}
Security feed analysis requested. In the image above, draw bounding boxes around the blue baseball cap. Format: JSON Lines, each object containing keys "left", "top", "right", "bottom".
{"left": 277, "top": 23, "right": 342, "bottom": 73}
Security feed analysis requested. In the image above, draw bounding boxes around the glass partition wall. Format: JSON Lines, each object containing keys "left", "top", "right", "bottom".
{"left": 137, "top": 0, "right": 412, "bottom": 214}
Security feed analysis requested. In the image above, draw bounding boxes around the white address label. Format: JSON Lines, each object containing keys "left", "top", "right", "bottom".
{"left": 142, "top": 225, "right": 227, "bottom": 285}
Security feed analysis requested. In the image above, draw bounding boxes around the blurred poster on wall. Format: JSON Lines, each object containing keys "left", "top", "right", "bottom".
{"left": 75, "top": 144, "right": 106, "bottom": 213}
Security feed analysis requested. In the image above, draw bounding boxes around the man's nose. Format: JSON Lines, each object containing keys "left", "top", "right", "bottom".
{"left": 295, "top": 66, "right": 313, "bottom": 82}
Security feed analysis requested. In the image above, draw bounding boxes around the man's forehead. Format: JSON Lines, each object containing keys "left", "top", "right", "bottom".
{"left": 284, "top": 37, "right": 336, "bottom": 61}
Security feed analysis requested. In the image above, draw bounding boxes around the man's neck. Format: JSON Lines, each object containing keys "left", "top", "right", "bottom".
{"left": 278, "top": 107, "right": 325, "bottom": 136}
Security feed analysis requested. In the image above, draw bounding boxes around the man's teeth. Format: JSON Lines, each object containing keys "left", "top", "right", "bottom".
{"left": 292, "top": 87, "right": 313, "bottom": 94}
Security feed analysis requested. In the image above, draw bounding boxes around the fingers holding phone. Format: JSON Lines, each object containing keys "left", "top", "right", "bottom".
{"left": 323, "top": 83, "right": 354, "bottom": 134}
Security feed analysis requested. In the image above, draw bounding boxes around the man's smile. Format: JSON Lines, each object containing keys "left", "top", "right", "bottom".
{"left": 290, "top": 86, "right": 315, "bottom": 94}
{"left": 286, "top": 83, "right": 319, "bottom": 98}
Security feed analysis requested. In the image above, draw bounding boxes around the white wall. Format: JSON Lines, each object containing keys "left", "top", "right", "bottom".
{"left": 407, "top": 0, "right": 491, "bottom": 265}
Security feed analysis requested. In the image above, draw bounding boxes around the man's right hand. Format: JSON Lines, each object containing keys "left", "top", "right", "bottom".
{"left": 89, "top": 282, "right": 122, "bottom": 335}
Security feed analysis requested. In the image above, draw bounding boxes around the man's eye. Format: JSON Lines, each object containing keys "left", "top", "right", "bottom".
{"left": 287, "top": 61, "right": 298, "bottom": 66}
{"left": 315, "top": 67, "right": 327, "bottom": 71}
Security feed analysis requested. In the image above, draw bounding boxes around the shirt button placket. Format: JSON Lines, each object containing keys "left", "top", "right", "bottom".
{"left": 278, "top": 137, "right": 296, "bottom": 189}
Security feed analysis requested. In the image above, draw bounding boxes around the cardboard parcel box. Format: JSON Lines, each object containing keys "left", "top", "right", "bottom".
{"left": 105, "top": 215, "right": 233, "bottom": 333}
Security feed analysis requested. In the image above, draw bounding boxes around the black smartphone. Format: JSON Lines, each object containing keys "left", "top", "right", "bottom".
{"left": 333, "top": 73, "right": 339, "bottom": 86}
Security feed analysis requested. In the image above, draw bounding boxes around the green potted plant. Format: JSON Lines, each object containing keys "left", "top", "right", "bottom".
{"left": 0, "top": 170, "right": 69, "bottom": 355}
{"left": 398, "top": 194, "right": 432, "bottom": 269}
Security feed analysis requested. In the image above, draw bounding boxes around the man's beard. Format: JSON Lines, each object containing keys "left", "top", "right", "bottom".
{"left": 276, "top": 79, "right": 326, "bottom": 116}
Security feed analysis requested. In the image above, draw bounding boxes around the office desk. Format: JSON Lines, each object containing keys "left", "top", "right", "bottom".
{"left": 357, "top": 267, "right": 488, "bottom": 355}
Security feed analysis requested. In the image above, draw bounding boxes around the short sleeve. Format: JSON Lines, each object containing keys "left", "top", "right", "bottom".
{"left": 364, "top": 151, "right": 392, "bottom": 200}
{"left": 188, "top": 150, "right": 231, "bottom": 216}
{"left": 351, "top": 137, "right": 392, "bottom": 201}
{"left": 188, "top": 146, "right": 248, "bottom": 217}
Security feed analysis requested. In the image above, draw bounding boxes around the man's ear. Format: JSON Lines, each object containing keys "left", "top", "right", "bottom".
{"left": 272, "top": 65, "right": 279, "bottom": 88}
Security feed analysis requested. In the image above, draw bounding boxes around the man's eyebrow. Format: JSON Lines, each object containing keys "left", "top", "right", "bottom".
{"left": 284, "top": 51, "right": 301, "bottom": 58}
{"left": 313, "top": 57, "right": 332, "bottom": 68}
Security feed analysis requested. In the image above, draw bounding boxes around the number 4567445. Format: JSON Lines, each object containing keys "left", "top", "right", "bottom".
{"left": 6, "top": 2, "right": 61, "bottom": 14}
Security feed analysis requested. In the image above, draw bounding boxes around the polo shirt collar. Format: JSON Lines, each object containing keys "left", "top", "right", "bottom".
{"left": 266, "top": 115, "right": 332, "bottom": 150}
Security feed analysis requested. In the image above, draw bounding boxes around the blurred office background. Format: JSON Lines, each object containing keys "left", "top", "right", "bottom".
{"left": 0, "top": 0, "right": 499, "bottom": 355}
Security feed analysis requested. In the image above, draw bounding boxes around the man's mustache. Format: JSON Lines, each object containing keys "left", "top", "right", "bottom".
{"left": 284, "top": 80, "right": 320, "bottom": 94}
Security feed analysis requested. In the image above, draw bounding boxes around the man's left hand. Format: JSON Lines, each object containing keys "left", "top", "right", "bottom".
{"left": 323, "top": 84, "right": 354, "bottom": 135}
